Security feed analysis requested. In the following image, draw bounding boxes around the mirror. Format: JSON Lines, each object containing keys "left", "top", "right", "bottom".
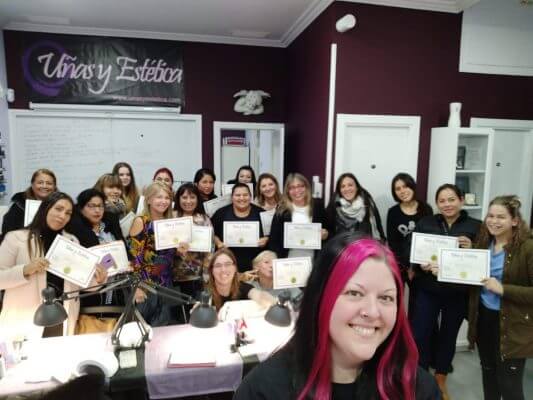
{"left": 213, "top": 122, "right": 285, "bottom": 196}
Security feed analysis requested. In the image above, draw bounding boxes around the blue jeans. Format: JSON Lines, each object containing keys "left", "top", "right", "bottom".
{"left": 410, "top": 288, "right": 467, "bottom": 374}
{"left": 135, "top": 291, "right": 173, "bottom": 327}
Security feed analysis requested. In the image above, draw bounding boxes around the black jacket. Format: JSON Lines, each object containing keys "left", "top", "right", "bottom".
{"left": 68, "top": 210, "right": 127, "bottom": 249}
{"left": 412, "top": 210, "right": 481, "bottom": 294}
{"left": 1, "top": 192, "right": 27, "bottom": 243}
{"left": 268, "top": 198, "right": 329, "bottom": 258}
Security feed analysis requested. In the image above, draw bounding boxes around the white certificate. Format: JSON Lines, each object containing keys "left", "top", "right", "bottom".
{"left": 260, "top": 209, "right": 276, "bottom": 236}
{"left": 223, "top": 221, "right": 260, "bottom": 247}
{"left": 221, "top": 183, "right": 254, "bottom": 197}
{"left": 438, "top": 248, "right": 490, "bottom": 286}
{"left": 45, "top": 235, "right": 100, "bottom": 288}
{"left": 273, "top": 257, "right": 312, "bottom": 289}
{"left": 189, "top": 226, "right": 213, "bottom": 252}
{"left": 153, "top": 217, "right": 193, "bottom": 250}
{"left": 283, "top": 222, "right": 322, "bottom": 250}
{"left": 136, "top": 195, "right": 145, "bottom": 215}
{"left": 203, "top": 195, "right": 231, "bottom": 218}
{"left": 409, "top": 233, "right": 459, "bottom": 265}
{"left": 89, "top": 240, "right": 131, "bottom": 277}
{"left": 24, "top": 199, "right": 42, "bottom": 226}
{"left": 119, "top": 211, "right": 136, "bottom": 238}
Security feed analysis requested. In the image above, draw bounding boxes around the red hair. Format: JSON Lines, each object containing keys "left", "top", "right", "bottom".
{"left": 298, "top": 239, "right": 418, "bottom": 400}
{"left": 153, "top": 167, "right": 174, "bottom": 183}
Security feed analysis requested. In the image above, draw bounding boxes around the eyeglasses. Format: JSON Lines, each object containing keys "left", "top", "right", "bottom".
{"left": 288, "top": 184, "right": 305, "bottom": 191}
{"left": 86, "top": 203, "right": 104, "bottom": 210}
{"left": 213, "top": 261, "right": 234, "bottom": 269}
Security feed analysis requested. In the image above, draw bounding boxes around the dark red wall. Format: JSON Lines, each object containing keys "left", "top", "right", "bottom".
{"left": 287, "top": 1, "right": 533, "bottom": 197}
{"left": 3, "top": 32, "right": 287, "bottom": 169}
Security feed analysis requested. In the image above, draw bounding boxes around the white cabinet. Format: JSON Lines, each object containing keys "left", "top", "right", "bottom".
{"left": 427, "top": 127, "right": 494, "bottom": 221}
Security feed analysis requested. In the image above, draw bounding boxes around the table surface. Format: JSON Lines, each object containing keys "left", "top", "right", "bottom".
{"left": 0, "top": 317, "right": 293, "bottom": 399}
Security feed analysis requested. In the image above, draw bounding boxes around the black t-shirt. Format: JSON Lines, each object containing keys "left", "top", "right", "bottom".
{"left": 234, "top": 351, "right": 441, "bottom": 400}
{"left": 211, "top": 204, "right": 265, "bottom": 272}
{"left": 219, "top": 282, "right": 253, "bottom": 309}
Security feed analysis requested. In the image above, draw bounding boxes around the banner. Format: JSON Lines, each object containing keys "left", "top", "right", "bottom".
{"left": 21, "top": 33, "right": 184, "bottom": 107}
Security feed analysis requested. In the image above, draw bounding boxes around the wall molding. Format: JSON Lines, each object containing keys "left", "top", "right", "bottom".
{"left": 280, "top": 0, "right": 334, "bottom": 47}
{"left": 340, "top": 0, "right": 479, "bottom": 13}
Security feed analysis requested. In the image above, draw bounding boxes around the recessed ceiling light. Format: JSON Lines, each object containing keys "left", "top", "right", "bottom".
{"left": 231, "top": 29, "right": 270, "bottom": 38}
{"left": 26, "top": 15, "right": 71, "bottom": 25}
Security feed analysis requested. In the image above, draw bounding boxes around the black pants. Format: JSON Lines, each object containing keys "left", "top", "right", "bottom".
{"left": 477, "top": 303, "right": 526, "bottom": 400}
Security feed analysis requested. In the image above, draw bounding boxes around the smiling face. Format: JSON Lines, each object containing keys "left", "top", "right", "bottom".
{"left": 238, "top": 169, "right": 253, "bottom": 184}
{"left": 211, "top": 253, "right": 237, "bottom": 288}
{"left": 31, "top": 172, "right": 56, "bottom": 200}
{"left": 103, "top": 185, "right": 122, "bottom": 203}
{"left": 81, "top": 196, "right": 104, "bottom": 227}
{"left": 197, "top": 175, "right": 215, "bottom": 198}
{"left": 288, "top": 178, "right": 307, "bottom": 206}
{"left": 46, "top": 199, "right": 73, "bottom": 231}
{"left": 147, "top": 188, "right": 171, "bottom": 215}
{"left": 329, "top": 258, "right": 397, "bottom": 371}
{"left": 339, "top": 177, "right": 358, "bottom": 202}
{"left": 393, "top": 179, "right": 414, "bottom": 204}
{"left": 117, "top": 166, "right": 132, "bottom": 188}
{"left": 179, "top": 190, "right": 198, "bottom": 215}
{"left": 154, "top": 171, "right": 173, "bottom": 189}
{"left": 437, "top": 188, "right": 463, "bottom": 220}
{"left": 232, "top": 187, "right": 251, "bottom": 212}
{"left": 485, "top": 204, "right": 517, "bottom": 241}
{"left": 259, "top": 177, "right": 277, "bottom": 200}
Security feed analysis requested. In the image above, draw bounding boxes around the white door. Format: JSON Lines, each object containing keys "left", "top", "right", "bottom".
{"left": 334, "top": 115, "right": 421, "bottom": 230}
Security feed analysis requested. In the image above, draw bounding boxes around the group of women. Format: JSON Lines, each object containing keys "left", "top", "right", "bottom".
{"left": 0, "top": 162, "right": 531, "bottom": 400}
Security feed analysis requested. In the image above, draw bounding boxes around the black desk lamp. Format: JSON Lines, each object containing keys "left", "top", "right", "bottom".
{"left": 264, "top": 290, "right": 292, "bottom": 327}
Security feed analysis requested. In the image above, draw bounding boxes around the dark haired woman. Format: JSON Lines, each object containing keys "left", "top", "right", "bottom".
{"left": 468, "top": 195, "right": 533, "bottom": 400}
{"left": 255, "top": 173, "right": 282, "bottom": 211}
{"left": 1, "top": 168, "right": 57, "bottom": 242}
{"left": 268, "top": 173, "right": 329, "bottom": 259}
{"left": 410, "top": 183, "right": 481, "bottom": 399}
{"left": 69, "top": 188, "right": 128, "bottom": 333}
{"left": 235, "top": 234, "right": 440, "bottom": 399}
{"left": 112, "top": 162, "right": 139, "bottom": 214}
{"left": 172, "top": 183, "right": 212, "bottom": 300}
{"left": 326, "top": 173, "right": 385, "bottom": 241}
{"left": 0, "top": 192, "right": 107, "bottom": 339}
{"left": 387, "top": 173, "right": 433, "bottom": 281}
{"left": 227, "top": 165, "right": 257, "bottom": 188}
{"left": 194, "top": 168, "right": 217, "bottom": 202}
{"left": 211, "top": 183, "right": 267, "bottom": 272}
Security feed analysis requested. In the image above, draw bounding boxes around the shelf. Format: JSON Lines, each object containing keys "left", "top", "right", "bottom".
{"left": 455, "top": 169, "right": 485, "bottom": 174}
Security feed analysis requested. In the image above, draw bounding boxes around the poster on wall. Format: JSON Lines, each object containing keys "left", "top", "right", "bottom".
{"left": 20, "top": 33, "right": 184, "bottom": 107}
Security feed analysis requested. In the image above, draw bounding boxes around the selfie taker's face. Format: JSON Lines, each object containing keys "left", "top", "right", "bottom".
{"left": 329, "top": 258, "right": 397, "bottom": 369}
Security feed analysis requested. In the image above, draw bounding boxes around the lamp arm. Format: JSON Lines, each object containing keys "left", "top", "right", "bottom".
{"left": 59, "top": 275, "right": 136, "bottom": 302}
{"left": 138, "top": 281, "right": 195, "bottom": 305}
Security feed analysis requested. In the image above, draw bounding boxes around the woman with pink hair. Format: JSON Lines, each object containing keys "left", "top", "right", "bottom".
{"left": 235, "top": 233, "right": 440, "bottom": 399}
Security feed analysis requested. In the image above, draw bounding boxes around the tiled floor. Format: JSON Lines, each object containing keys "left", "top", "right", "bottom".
{"left": 447, "top": 350, "right": 532, "bottom": 400}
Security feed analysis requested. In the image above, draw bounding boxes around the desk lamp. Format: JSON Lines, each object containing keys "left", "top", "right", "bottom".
{"left": 264, "top": 290, "right": 292, "bottom": 327}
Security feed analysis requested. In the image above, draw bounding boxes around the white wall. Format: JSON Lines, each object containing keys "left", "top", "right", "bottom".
{"left": 0, "top": 30, "right": 11, "bottom": 205}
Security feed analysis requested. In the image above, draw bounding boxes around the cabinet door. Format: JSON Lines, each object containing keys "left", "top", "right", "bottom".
{"left": 334, "top": 115, "right": 420, "bottom": 229}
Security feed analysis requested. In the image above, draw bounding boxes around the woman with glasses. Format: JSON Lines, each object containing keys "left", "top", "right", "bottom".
{"left": 269, "top": 173, "right": 329, "bottom": 259}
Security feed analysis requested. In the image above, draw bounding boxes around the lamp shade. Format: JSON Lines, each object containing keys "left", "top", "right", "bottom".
{"left": 34, "top": 287, "right": 68, "bottom": 327}
{"left": 265, "top": 291, "right": 292, "bottom": 327}
{"left": 189, "top": 292, "right": 217, "bottom": 328}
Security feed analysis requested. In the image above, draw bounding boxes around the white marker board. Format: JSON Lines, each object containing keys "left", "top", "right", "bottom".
{"left": 7, "top": 109, "right": 202, "bottom": 199}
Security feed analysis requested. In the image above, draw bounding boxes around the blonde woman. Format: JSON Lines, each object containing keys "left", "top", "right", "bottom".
{"left": 129, "top": 181, "right": 175, "bottom": 326}
{"left": 268, "top": 173, "right": 329, "bottom": 259}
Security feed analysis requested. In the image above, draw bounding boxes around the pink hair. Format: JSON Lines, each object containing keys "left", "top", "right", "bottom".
{"left": 153, "top": 167, "right": 174, "bottom": 183}
{"left": 297, "top": 239, "right": 418, "bottom": 400}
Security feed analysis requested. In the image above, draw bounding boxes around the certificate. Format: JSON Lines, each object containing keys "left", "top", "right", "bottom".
{"left": 45, "top": 235, "right": 100, "bottom": 288}
{"left": 189, "top": 226, "right": 213, "bottom": 252}
{"left": 221, "top": 183, "right": 254, "bottom": 197}
{"left": 259, "top": 209, "right": 276, "bottom": 236}
{"left": 119, "top": 211, "right": 136, "bottom": 238}
{"left": 223, "top": 221, "right": 260, "bottom": 247}
{"left": 438, "top": 248, "right": 490, "bottom": 286}
{"left": 153, "top": 217, "right": 193, "bottom": 250}
{"left": 283, "top": 222, "right": 322, "bottom": 250}
{"left": 273, "top": 257, "right": 312, "bottom": 289}
{"left": 136, "top": 196, "right": 145, "bottom": 215}
{"left": 89, "top": 240, "right": 131, "bottom": 277}
{"left": 24, "top": 199, "right": 42, "bottom": 226}
{"left": 203, "top": 195, "right": 231, "bottom": 218}
{"left": 409, "top": 233, "right": 459, "bottom": 265}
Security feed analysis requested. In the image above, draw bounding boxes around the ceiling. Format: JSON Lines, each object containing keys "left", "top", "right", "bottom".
{"left": 0, "top": 0, "right": 480, "bottom": 47}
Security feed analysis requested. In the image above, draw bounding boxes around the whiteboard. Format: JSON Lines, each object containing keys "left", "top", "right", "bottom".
{"left": 7, "top": 109, "right": 202, "bottom": 199}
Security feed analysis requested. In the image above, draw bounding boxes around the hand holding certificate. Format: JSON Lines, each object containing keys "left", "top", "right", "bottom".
{"left": 45, "top": 235, "right": 100, "bottom": 288}
{"left": 223, "top": 221, "right": 260, "bottom": 247}
{"left": 283, "top": 223, "right": 322, "bottom": 250}
{"left": 438, "top": 248, "right": 490, "bottom": 285}
{"left": 409, "top": 233, "right": 459, "bottom": 265}
{"left": 273, "top": 257, "right": 312, "bottom": 289}
{"left": 153, "top": 217, "right": 193, "bottom": 250}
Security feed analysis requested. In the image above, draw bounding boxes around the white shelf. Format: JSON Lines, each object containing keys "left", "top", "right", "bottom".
{"left": 455, "top": 169, "right": 485, "bottom": 174}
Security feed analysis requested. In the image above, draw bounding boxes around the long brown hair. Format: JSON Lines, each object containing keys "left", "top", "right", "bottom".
{"left": 207, "top": 248, "right": 240, "bottom": 311}
{"left": 112, "top": 162, "right": 139, "bottom": 212}
{"left": 476, "top": 195, "right": 531, "bottom": 251}
{"left": 255, "top": 173, "right": 281, "bottom": 207}
{"left": 277, "top": 173, "right": 313, "bottom": 217}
